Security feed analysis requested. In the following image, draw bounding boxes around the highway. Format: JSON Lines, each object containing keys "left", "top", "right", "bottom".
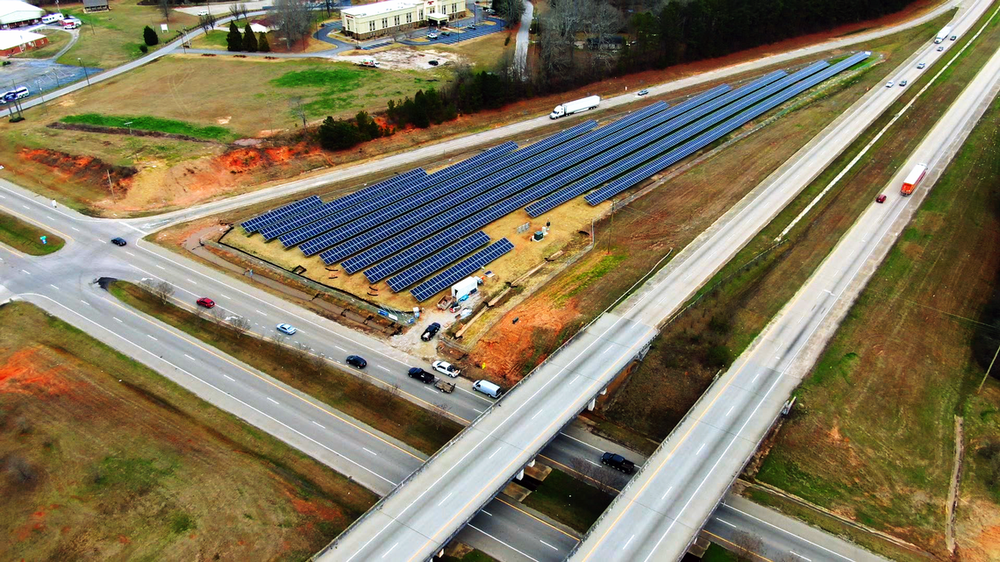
{"left": 325, "top": 0, "right": 995, "bottom": 559}
{"left": 572, "top": 2, "right": 1000, "bottom": 560}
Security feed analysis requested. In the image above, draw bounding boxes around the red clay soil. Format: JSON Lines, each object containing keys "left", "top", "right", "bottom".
{"left": 0, "top": 347, "right": 78, "bottom": 398}
{"left": 18, "top": 148, "right": 136, "bottom": 194}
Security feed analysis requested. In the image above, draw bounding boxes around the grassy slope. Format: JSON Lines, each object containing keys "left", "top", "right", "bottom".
{"left": 60, "top": 113, "right": 237, "bottom": 142}
{"left": 756, "top": 46, "right": 1000, "bottom": 556}
{"left": 0, "top": 211, "right": 65, "bottom": 255}
{"left": 109, "top": 281, "right": 462, "bottom": 455}
{"left": 0, "top": 301, "right": 376, "bottom": 561}
{"left": 521, "top": 469, "right": 614, "bottom": 533}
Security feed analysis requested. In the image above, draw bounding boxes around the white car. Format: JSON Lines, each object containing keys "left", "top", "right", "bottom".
{"left": 885, "top": 81, "right": 894, "bottom": 88}
{"left": 432, "top": 360, "right": 460, "bottom": 378}
{"left": 276, "top": 323, "right": 297, "bottom": 335}
{"left": 917, "top": 62, "right": 926, "bottom": 69}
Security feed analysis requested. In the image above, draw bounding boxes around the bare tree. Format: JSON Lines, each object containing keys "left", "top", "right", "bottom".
{"left": 229, "top": 3, "right": 241, "bottom": 21}
{"left": 210, "top": 306, "right": 226, "bottom": 324}
{"left": 198, "top": 13, "right": 217, "bottom": 33}
{"left": 571, "top": 457, "right": 626, "bottom": 494}
{"left": 141, "top": 279, "right": 175, "bottom": 305}
{"left": 272, "top": 0, "right": 313, "bottom": 50}
{"left": 732, "top": 531, "right": 765, "bottom": 562}
{"left": 239, "top": 3, "right": 250, "bottom": 21}
{"left": 159, "top": 0, "right": 172, "bottom": 22}
{"left": 229, "top": 315, "right": 251, "bottom": 337}
{"left": 289, "top": 96, "right": 307, "bottom": 127}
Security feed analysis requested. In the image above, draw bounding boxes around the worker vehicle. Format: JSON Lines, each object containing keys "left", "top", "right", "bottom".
{"left": 196, "top": 297, "right": 215, "bottom": 308}
{"left": 346, "top": 355, "right": 367, "bottom": 369}
{"left": 408, "top": 367, "right": 435, "bottom": 384}
{"left": 549, "top": 95, "right": 601, "bottom": 119}
{"left": 435, "top": 379, "right": 455, "bottom": 393}
{"left": 472, "top": 379, "right": 501, "bottom": 398}
{"left": 900, "top": 163, "right": 927, "bottom": 196}
{"left": 601, "top": 452, "right": 636, "bottom": 474}
{"left": 935, "top": 25, "right": 952, "bottom": 43}
{"left": 421, "top": 322, "right": 441, "bottom": 341}
{"left": 432, "top": 360, "right": 460, "bottom": 378}
{"left": 276, "top": 323, "right": 297, "bottom": 335}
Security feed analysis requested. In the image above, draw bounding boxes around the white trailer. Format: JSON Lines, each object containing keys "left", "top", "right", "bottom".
{"left": 549, "top": 95, "right": 601, "bottom": 119}
{"left": 935, "top": 25, "right": 952, "bottom": 43}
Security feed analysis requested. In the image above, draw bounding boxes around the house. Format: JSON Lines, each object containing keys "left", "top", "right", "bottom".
{"left": 83, "top": 0, "right": 110, "bottom": 13}
{"left": 0, "top": 29, "right": 48, "bottom": 55}
{"left": 0, "top": 0, "right": 45, "bottom": 29}
{"left": 341, "top": 0, "right": 466, "bottom": 40}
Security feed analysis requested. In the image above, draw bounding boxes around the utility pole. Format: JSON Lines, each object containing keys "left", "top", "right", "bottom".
{"left": 606, "top": 199, "right": 616, "bottom": 255}
{"left": 78, "top": 58, "right": 90, "bottom": 86}
{"left": 977, "top": 340, "right": 1000, "bottom": 394}
{"left": 107, "top": 170, "right": 115, "bottom": 198}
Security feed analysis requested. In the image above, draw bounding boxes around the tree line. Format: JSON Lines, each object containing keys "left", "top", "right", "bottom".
{"left": 227, "top": 22, "right": 271, "bottom": 52}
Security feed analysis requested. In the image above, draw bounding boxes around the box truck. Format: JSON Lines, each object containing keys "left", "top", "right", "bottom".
{"left": 549, "top": 95, "right": 600, "bottom": 119}
{"left": 900, "top": 163, "right": 927, "bottom": 196}
{"left": 935, "top": 26, "right": 952, "bottom": 43}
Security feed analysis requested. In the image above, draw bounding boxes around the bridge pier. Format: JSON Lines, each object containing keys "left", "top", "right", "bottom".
{"left": 515, "top": 468, "right": 524, "bottom": 481}
{"left": 587, "top": 398, "right": 596, "bottom": 411}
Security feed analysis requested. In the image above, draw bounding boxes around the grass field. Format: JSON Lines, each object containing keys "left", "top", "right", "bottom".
{"left": 190, "top": 29, "right": 229, "bottom": 49}
{"left": 60, "top": 113, "right": 238, "bottom": 142}
{"left": 0, "top": 211, "right": 65, "bottom": 255}
{"left": 522, "top": 469, "right": 614, "bottom": 533}
{"left": 58, "top": 0, "right": 198, "bottom": 68}
{"left": 12, "top": 29, "right": 72, "bottom": 59}
{"left": 0, "top": 301, "right": 376, "bottom": 560}
{"left": 109, "top": 281, "right": 462, "bottom": 454}
{"left": 751, "top": 24, "right": 1000, "bottom": 557}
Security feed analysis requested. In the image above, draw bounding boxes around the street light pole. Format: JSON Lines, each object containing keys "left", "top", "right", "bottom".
{"left": 78, "top": 58, "right": 90, "bottom": 86}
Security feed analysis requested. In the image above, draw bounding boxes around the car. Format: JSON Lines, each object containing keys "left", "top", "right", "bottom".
{"left": 421, "top": 322, "right": 441, "bottom": 341}
{"left": 636, "top": 89, "right": 649, "bottom": 97}
{"left": 885, "top": 81, "right": 894, "bottom": 88}
{"left": 601, "top": 452, "right": 636, "bottom": 474}
{"left": 346, "top": 355, "right": 367, "bottom": 369}
{"left": 441, "top": 30, "right": 451, "bottom": 36}
{"left": 432, "top": 360, "right": 460, "bottom": 378}
{"left": 876, "top": 194, "right": 887, "bottom": 204}
{"left": 276, "top": 323, "right": 297, "bottom": 335}
{"left": 937, "top": 45, "right": 945, "bottom": 51}
{"left": 950, "top": 35, "right": 957, "bottom": 41}
{"left": 62, "top": 20, "right": 80, "bottom": 29}
{"left": 468, "top": 24, "right": 477, "bottom": 29}
{"left": 196, "top": 297, "right": 215, "bottom": 308}
{"left": 111, "top": 237, "right": 127, "bottom": 246}
{"left": 408, "top": 367, "right": 435, "bottom": 383}
{"left": 428, "top": 59, "right": 439, "bottom": 66}
{"left": 917, "top": 62, "right": 926, "bottom": 69}
{"left": 427, "top": 32, "right": 438, "bottom": 39}
{"left": 899, "top": 80, "right": 908, "bottom": 87}
{"left": 197, "top": 9, "right": 208, "bottom": 15}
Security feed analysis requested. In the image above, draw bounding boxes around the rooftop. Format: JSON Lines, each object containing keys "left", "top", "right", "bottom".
{"left": 341, "top": 0, "right": 424, "bottom": 18}
{"left": 0, "top": 0, "right": 45, "bottom": 24}
{"left": 0, "top": 29, "right": 45, "bottom": 50}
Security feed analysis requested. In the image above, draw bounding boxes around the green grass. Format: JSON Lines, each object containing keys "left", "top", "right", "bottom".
{"left": 108, "top": 281, "right": 462, "bottom": 455}
{"left": 190, "top": 29, "right": 229, "bottom": 49}
{"left": 701, "top": 543, "right": 738, "bottom": 562}
{"left": 0, "top": 211, "right": 65, "bottom": 255}
{"left": 11, "top": 28, "right": 72, "bottom": 59}
{"left": 522, "top": 469, "right": 615, "bottom": 533}
{"left": 61, "top": 113, "right": 238, "bottom": 142}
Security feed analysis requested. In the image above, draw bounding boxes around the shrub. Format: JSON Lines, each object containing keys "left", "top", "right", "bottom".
{"left": 139, "top": 43, "right": 148, "bottom": 53}
{"left": 142, "top": 25, "right": 159, "bottom": 46}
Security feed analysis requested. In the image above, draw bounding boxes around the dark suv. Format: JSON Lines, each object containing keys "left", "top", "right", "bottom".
{"left": 601, "top": 452, "right": 636, "bottom": 474}
{"left": 408, "top": 367, "right": 435, "bottom": 383}
{"left": 346, "top": 355, "right": 367, "bottom": 369}
{"left": 421, "top": 322, "right": 441, "bottom": 342}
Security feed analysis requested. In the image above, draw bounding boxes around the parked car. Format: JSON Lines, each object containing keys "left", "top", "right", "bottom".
{"left": 441, "top": 30, "right": 451, "bottom": 36}
{"left": 428, "top": 60, "right": 439, "bottom": 66}
{"left": 276, "top": 323, "right": 297, "bottom": 335}
{"left": 876, "top": 194, "right": 887, "bottom": 203}
{"left": 885, "top": 81, "right": 894, "bottom": 88}
{"left": 917, "top": 62, "right": 926, "bottom": 69}
{"left": 601, "top": 452, "right": 636, "bottom": 474}
{"left": 473, "top": 379, "right": 501, "bottom": 398}
{"left": 62, "top": 19, "right": 81, "bottom": 29}
{"left": 636, "top": 89, "right": 649, "bottom": 97}
{"left": 196, "top": 297, "right": 215, "bottom": 308}
{"left": 426, "top": 32, "right": 438, "bottom": 39}
{"left": 346, "top": 355, "right": 367, "bottom": 369}
{"left": 421, "top": 322, "right": 441, "bottom": 341}
{"left": 110, "top": 237, "right": 127, "bottom": 246}
{"left": 408, "top": 367, "right": 435, "bottom": 383}
{"left": 468, "top": 24, "right": 477, "bottom": 29}
{"left": 432, "top": 360, "right": 460, "bottom": 378}
{"left": 899, "top": 80, "right": 908, "bottom": 87}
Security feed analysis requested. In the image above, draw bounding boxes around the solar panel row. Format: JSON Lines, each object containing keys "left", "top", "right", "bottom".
{"left": 297, "top": 121, "right": 602, "bottom": 257}
{"left": 361, "top": 62, "right": 851, "bottom": 281}
{"left": 264, "top": 168, "right": 429, "bottom": 243}
{"left": 585, "top": 52, "right": 872, "bottom": 205}
{"left": 276, "top": 143, "right": 516, "bottom": 245}
{"left": 386, "top": 231, "right": 491, "bottom": 292}
{"left": 345, "top": 104, "right": 691, "bottom": 276}
{"left": 410, "top": 238, "right": 514, "bottom": 302}
{"left": 525, "top": 64, "right": 828, "bottom": 217}
{"left": 241, "top": 196, "right": 322, "bottom": 233}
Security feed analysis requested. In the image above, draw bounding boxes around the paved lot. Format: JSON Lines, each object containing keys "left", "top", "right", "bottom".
{"left": 1, "top": 59, "right": 98, "bottom": 98}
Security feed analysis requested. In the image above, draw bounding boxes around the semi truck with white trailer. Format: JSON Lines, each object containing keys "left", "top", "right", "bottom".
{"left": 900, "top": 163, "right": 927, "bottom": 196}
{"left": 935, "top": 26, "right": 952, "bottom": 43}
{"left": 549, "top": 95, "right": 601, "bottom": 119}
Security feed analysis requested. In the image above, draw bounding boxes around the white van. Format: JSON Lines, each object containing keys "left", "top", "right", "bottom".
{"left": 473, "top": 380, "right": 501, "bottom": 398}
{"left": 42, "top": 13, "right": 64, "bottom": 24}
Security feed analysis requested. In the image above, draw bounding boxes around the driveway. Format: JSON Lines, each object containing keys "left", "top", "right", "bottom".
{"left": 514, "top": 0, "right": 532, "bottom": 77}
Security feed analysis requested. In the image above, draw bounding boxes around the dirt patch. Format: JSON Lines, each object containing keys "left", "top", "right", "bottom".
{"left": 0, "top": 348, "right": 78, "bottom": 398}
{"left": 338, "top": 48, "right": 463, "bottom": 70}
{"left": 18, "top": 148, "right": 137, "bottom": 195}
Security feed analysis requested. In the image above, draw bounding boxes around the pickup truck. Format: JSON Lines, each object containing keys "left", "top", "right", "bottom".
{"left": 601, "top": 452, "right": 635, "bottom": 474}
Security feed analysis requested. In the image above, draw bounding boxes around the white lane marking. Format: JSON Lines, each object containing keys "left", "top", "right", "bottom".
{"left": 21, "top": 204, "right": 28, "bottom": 209}
{"left": 267, "top": 397, "right": 279, "bottom": 405}
{"left": 469, "top": 525, "right": 540, "bottom": 562}
{"left": 752, "top": 373, "right": 760, "bottom": 384}
{"left": 488, "top": 447, "right": 502, "bottom": 460}
{"left": 184, "top": 354, "right": 194, "bottom": 360}
{"left": 223, "top": 375, "right": 235, "bottom": 382}
{"left": 46, "top": 215, "right": 54, "bottom": 221}
{"left": 560, "top": 432, "right": 605, "bottom": 452}
{"left": 20, "top": 269, "right": 30, "bottom": 275}
{"left": 661, "top": 486, "right": 673, "bottom": 500}
{"left": 380, "top": 543, "right": 398, "bottom": 559}
{"left": 335, "top": 345, "right": 346, "bottom": 351}
{"left": 186, "top": 278, "right": 196, "bottom": 284}
{"left": 791, "top": 552, "right": 812, "bottom": 562}
{"left": 126, "top": 251, "right": 135, "bottom": 257}
{"left": 424, "top": 387, "right": 438, "bottom": 394}
{"left": 481, "top": 510, "right": 492, "bottom": 516}
{"left": 378, "top": 365, "right": 390, "bottom": 372}
{"left": 437, "top": 491, "right": 453, "bottom": 506}
{"left": 571, "top": 374, "right": 580, "bottom": 384}
{"left": 716, "top": 518, "right": 736, "bottom": 528}
{"left": 540, "top": 540, "right": 559, "bottom": 551}
{"left": 473, "top": 408, "right": 483, "bottom": 413}
{"left": 726, "top": 406, "right": 735, "bottom": 417}
{"left": 79, "top": 300, "right": 90, "bottom": 306}
{"left": 587, "top": 460, "right": 601, "bottom": 467}
{"left": 49, "top": 284, "right": 58, "bottom": 290}
{"left": 312, "top": 420, "right": 326, "bottom": 429}
{"left": 601, "top": 347, "right": 611, "bottom": 355}
{"left": 363, "top": 447, "right": 378, "bottom": 456}
{"left": 255, "top": 309, "right": 267, "bottom": 316}
{"left": 113, "top": 317, "right": 123, "bottom": 323}
{"left": 155, "top": 265, "right": 165, "bottom": 270}
{"left": 623, "top": 534, "right": 636, "bottom": 550}
{"left": 147, "top": 334, "right": 157, "bottom": 341}
{"left": 220, "top": 293, "right": 232, "bottom": 299}
{"left": 724, "top": 504, "right": 855, "bottom": 561}
{"left": 531, "top": 409, "right": 544, "bottom": 420}
{"left": 71, "top": 226, "right": 79, "bottom": 232}
{"left": 696, "top": 444, "right": 705, "bottom": 455}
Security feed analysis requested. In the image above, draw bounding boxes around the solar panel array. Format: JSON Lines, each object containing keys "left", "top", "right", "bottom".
{"left": 262, "top": 168, "right": 430, "bottom": 243}
{"left": 386, "top": 231, "right": 491, "bottom": 292}
{"left": 276, "top": 143, "right": 516, "bottom": 246}
{"left": 241, "top": 196, "right": 322, "bottom": 234}
{"left": 410, "top": 238, "right": 514, "bottom": 302}
{"left": 584, "top": 52, "right": 871, "bottom": 205}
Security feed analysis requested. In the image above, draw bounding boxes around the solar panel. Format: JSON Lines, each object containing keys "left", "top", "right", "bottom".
{"left": 429, "top": 142, "right": 518, "bottom": 182}
{"left": 410, "top": 239, "right": 514, "bottom": 302}
{"left": 385, "top": 231, "right": 491, "bottom": 291}
{"left": 241, "top": 196, "right": 322, "bottom": 233}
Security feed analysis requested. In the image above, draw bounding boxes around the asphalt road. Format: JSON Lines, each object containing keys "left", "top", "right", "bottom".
{"left": 573, "top": 3, "right": 1000, "bottom": 560}
{"left": 325, "top": 0, "right": 996, "bottom": 559}
{"left": 514, "top": 0, "right": 532, "bottom": 78}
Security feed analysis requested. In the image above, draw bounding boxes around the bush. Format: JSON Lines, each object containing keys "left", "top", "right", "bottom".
{"left": 705, "top": 345, "right": 733, "bottom": 368}
{"left": 142, "top": 25, "right": 159, "bottom": 46}
{"left": 317, "top": 111, "right": 389, "bottom": 152}
{"left": 139, "top": 43, "right": 148, "bottom": 53}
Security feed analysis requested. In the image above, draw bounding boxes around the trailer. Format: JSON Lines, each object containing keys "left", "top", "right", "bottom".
{"left": 935, "top": 25, "right": 952, "bottom": 43}
{"left": 549, "top": 95, "right": 601, "bottom": 119}
{"left": 900, "top": 163, "right": 927, "bottom": 196}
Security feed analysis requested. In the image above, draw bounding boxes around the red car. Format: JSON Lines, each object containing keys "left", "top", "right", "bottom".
{"left": 876, "top": 194, "right": 887, "bottom": 203}
{"left": 196, "top": 297, "right": 215, "bottom": 308}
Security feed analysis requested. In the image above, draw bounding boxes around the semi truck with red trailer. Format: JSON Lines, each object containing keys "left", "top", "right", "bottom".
{"left": 900, "top": 163, "right": 927, "bottom": 196}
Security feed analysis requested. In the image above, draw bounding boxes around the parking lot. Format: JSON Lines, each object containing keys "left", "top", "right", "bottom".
{"left": 1, "top": 59, "right": 99, "bottom": 102}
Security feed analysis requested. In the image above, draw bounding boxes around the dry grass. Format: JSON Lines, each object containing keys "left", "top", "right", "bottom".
{"left": 0, "top": 301, "right": 376, "bottom": 561}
